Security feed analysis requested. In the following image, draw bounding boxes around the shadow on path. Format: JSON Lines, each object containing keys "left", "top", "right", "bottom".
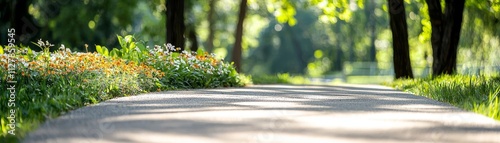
{"left": 24, "top": 85, "right": 500, "bottom": 143}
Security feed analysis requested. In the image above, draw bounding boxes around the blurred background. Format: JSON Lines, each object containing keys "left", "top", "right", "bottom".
{"left": 1, "top": 0, "right": 499, "bottom": 84}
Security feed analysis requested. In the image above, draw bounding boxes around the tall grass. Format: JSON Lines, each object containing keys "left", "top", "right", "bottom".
{"left": 389, "top": 75, "right": 500, "bottom": 120}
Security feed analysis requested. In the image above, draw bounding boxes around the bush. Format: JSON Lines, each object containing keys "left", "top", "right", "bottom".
{"left": 0, "top": 37, "right": 245, "bottom": 142}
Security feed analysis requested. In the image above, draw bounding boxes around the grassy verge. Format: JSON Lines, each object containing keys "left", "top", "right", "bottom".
{"left": 347, "top": 75, "right": 393, "bottom": 84}
{"left": 388, "top": 75, "right": 500, "bottom": 120}
{"left": 250, "top": 73, "right": 309, "bottom": 84}
{"left": 0, "top": 37, "right": 245, "bottom": 142}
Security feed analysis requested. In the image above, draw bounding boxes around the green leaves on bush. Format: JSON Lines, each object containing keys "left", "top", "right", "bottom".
{"left": 0, "top": 35, "right": 245, "bottom": 142}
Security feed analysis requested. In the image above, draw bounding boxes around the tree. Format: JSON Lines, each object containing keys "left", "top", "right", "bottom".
{"left": 0, "top": 0, "right": 37, "bottom": 45}
{"left": 268, "top": 0, "right": 414, "bottom": 78}
{"left": 205, "top": 0, "right": 217, "bottom": 53}
{"left": 1, "top": 0, "right": 139, "bottom": 50}
{"left": 425, "top": 0, "right": 465, "bottom": 76}
{"left": 166, "top": 0, "right": 185, "bottom": 51}
{"left": 387, "top": 0, "right": 414, "bottom": 79}
{"left": 366, "top": 0, "right": 377, "bottom": 62}
{"left": 231, "top": 0, "right": 248, "bottom": 72}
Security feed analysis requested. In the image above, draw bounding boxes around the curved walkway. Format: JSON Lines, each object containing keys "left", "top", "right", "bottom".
{"left": 24, "top": 85, "right": 500, "bottom": 143}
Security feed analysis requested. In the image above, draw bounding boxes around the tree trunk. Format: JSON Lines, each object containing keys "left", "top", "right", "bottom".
{"left": 285, "top": 24, "right": 306, "bottom": 70}
{"left": 426, "top": 0, "right": 465, "bottom": 76}
{"left": 387, "top": 0, "right": 414, "bottom": 79}
{"left": 166, "top": 0, "right": 185, "bottom": 51}
{"left": 334, "top": 46, "right": 344, "bottom": 71}
{"left": 332, "top": 22, "right": 344, "bottom": 71}
{"left": 206, "top": 0, "right": 217, "bottom": 53}
{"left": 367, "top": 0, "right": 377, "bottom": 62}
{"left": 231, "top": 0, "right": 247, "bottom": 72}
{"left": 188, "top": 28, "right": 198, "bottom": 52}
{"left": 12, "top": 0, "right": 36, "bottom": 44}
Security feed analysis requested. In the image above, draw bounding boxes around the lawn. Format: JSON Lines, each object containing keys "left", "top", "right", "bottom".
{"left": 250, "top": 74, "right": 393, "bottom": 85}
{"left": 388, "top": 75, "right": 500, "bottom": 120}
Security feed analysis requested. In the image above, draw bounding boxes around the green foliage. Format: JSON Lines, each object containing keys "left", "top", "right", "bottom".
{"left": 96, "top": 35, "right": 150, "bottom": 63}
{"left": 389, "top": 75, "right": 500, "bottom": 120}
{"left": 23, "top": 0, "right": 141, "bottom": 50}
{"left": 266, "top": 0, "right": 298, "bottom": 26}
{"left": 98, "top": 35, "right": 245, "bottom": 88}
{"left": 0, "top": 43, "right": 165, "bottom": 142}
{"left": 268, "top": 0, "right": 365, "bottom": 25}
{"left": 0, "top": 36, "right": 245, "bottom": 142}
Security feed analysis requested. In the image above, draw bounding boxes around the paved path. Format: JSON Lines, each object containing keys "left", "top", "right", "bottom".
{"left": 24, "top": 85, "right": 500, "bottom": 143}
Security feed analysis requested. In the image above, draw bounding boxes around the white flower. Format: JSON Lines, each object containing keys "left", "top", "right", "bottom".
{"left": 37, "top": 39, "right": 44, "bottom": 47}
{"left": 166, "top": 43, "right": 175, "bottom": 51}
{"left": 59, "top": 44, "right": 65, "bottom": 50}
{"left": 45, "top": 41, "right": 54, "bottom": 47}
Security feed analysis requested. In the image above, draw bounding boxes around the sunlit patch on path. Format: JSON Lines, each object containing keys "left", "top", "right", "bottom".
{"left": 24, "top": 85, "right": 500, "bottom": 143}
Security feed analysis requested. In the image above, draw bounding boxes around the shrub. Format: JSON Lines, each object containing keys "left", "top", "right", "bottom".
{"left": 0, "top": 37, "right": 245, "bottom": 142}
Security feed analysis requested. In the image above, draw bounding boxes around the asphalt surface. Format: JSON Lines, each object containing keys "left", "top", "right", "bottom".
{"left": 24, "top": 85, "right": 500, "bottom": 143}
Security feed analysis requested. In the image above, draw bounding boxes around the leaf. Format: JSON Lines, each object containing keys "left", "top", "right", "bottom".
{"left": 171, "top": 52, "right": 180, "bottom": 58}
{"left": 117, "top": 35, "right": 126, "bottom": 49}
{"left": 0, "top": 45, "right": 3, "bottom": 54}
{"left": 96, "top": 45, "right": 103, "bottom": 54}
{"left": 137, "top": 43, "right": 147, "bottom": 52}
{"left": 130, "top": 52, "right": 138, "bottom": 62}
{"left": 197, "top": 48, "right": 205, "bottom": 56}
{"left": 103, "top": 47, "right": 109, "bottom": 56}
{"left": 27, "top": 48, "right": 33, "bottom": 55}
{"left": 129, "top": 41, "right": 136, "bottom": 50}
{"left": 124, "top": 35, "right": 134, "bottom": 43}
{"left": 110, "top": 49, "right": 118, "bottom": 57}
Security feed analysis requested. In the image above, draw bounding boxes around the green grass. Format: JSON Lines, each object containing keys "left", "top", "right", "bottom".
{"left": 388, "top": 75, "right": 500, "bottom": 120}
{"left": 0, "top": 37, "right": 245, "bottom": 142}
{"left": 251, "top": 73, "right": 393, "bottom": 85}
{"left": 250, "top": 73, "right": 309, "bottom": 85}
{"left": 347, "top": 75, "right": 393, "bottom": 84}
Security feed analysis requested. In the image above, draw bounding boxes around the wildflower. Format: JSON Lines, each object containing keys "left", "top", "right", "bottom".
{"left": 59, "top": 44, "right": 65, "bottom": 51}
{"left": 166, "top": 43, "right": 175, "bottom": 51}
{"left": 154, "top": 45, "right": 161, "bottom": 52}
{"left": 37, "top": 39, "right": 44, "bottom": 47}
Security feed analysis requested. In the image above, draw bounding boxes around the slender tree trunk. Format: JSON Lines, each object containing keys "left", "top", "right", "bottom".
{"left": 13, "top": 0, "right": 36, "bottom": 44}
{"left": 166, "top": 0, "right": 185, "bottom": 51}
{"left": 349, "top": 41, "right": 355, "bottom": 62}
{"left": 367, "top": 0, "right": 377, "bottom": 62}
{"left": 231, "top": 0, "right": 247, "bottom": 72}
{"left": 334, "top": 45, "right": 344, "bottom": 71}
{"left": 333, "top": 22, "right": 344, "bottom": 71}
{"left": 348, "top": 25, "right": 356, "bottom": 62}
{"left": 387, "top": 0, "right": 414, "bottom": 79}
{"left": 285, "top": 24, "right": 306, "bottom": 69}
{"left": 188, "top": 28, "right": 198, "bottom": 52}
{"left": 426, "top": 0, "right": 465, "bottom": 76}
{"left": 206, "top": 0, "right": 217, "bottom": 53}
